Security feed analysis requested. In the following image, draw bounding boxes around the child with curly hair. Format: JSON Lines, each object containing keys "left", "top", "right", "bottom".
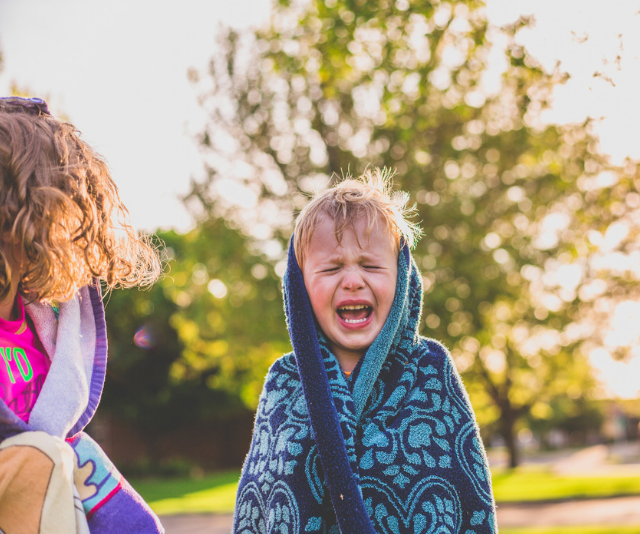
{"left": 0, "top": 96, "right": 164, "bottom": 533}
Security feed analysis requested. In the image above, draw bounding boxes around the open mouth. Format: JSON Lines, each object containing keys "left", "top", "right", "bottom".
{"left": 337, "top": 304, "right": 372, "bottom": 325}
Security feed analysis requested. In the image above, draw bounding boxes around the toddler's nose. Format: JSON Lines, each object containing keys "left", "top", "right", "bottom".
{"left": 341, "top": 268, "right": 365, "bottom": 290}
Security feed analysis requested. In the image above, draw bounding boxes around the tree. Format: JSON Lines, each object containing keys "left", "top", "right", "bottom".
{"left": 190, "top": 0, "right": 640, "bottom": 468}
{"left": 102, "top": 218, "right": 290, "bottom": 435}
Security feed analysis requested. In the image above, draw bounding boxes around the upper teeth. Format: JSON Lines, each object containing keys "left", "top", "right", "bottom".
{"left": 339, "top": 305, "right": 369, "bottom": 310}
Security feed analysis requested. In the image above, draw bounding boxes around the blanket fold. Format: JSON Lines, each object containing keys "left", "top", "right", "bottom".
{"left": 0, "top": 431, "right": 90, "bottom": 534}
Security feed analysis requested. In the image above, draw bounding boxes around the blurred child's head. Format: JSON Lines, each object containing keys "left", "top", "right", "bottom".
{"left": 294, "top": 168, "right": 420, "bottom": 270}
{"left": 0, "top": 97, "right": 161, "bottom": 303}
{"left": 294, "top": 168, "right": 420, "bottom": 368}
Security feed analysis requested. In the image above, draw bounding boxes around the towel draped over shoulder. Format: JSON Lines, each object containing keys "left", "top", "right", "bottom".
{"left": 0, "top": 283, "right": 163, "bottom": 533}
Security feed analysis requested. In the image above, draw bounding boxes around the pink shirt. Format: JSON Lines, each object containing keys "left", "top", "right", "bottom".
{"left": 0, "top": 295, "right": 51, "bottom": 422}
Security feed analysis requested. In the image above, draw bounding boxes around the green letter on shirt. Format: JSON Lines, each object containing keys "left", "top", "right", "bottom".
{"left": 0, "top": 347, "right": 15, "bottom": 384}
{"left": 13, "top": 348, "right": 33, "bottom": 382}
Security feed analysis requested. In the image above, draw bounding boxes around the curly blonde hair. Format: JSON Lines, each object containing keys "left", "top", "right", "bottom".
{"left": 0, "top": 100, "right": 161, "bottom": 303}
{"left": 294, "top": 168, "right": 421, "bottom": 269}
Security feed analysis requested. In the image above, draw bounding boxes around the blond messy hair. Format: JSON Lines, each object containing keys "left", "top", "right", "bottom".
{"left": 294, "top": 168, "right": 421, "bottom": 268}
{"left": 0, "top": 102, "right": 161, "bottom": 303}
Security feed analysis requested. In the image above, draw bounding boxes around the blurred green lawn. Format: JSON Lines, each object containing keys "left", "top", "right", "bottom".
{"left": 491, "top": 465, "right": 640, "bottom": 502}
{"left": 130, "top": 466, "right": 640, "bottom": 516}
{"left": 502, "top": 528, "right": 640, "bottom": 534}
{"left": 131, "top": 470, "right": 240, "bottom": 515}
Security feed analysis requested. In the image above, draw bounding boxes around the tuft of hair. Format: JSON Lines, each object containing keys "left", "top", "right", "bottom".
{"left": 294, "top": 168, "right": 421, "bottom": 268}
{"left": 0, "top": 101, "right": 162, "bottom": 303}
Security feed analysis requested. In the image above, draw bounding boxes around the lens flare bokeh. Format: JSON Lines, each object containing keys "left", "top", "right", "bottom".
{"left": 133, "top": 324, "right": 155, "bottom": 349}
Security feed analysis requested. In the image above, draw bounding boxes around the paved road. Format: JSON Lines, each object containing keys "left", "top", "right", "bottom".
{"left": 160, "top": 513, "right": 233, "bottom": 534}
{"left": 497, "top": 495, "right": 640, "bottom": 528}
{"left": 160, "top": 496, "right": 640, "bottom": 533}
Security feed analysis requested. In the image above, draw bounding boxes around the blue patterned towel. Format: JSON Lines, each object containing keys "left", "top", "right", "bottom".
{"left": 233, "top": 240, "right": 497, "bottom": 533}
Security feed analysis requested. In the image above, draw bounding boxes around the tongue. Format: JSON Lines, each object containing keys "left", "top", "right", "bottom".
{"left": 340, "top": 308, "right": 369, "bottom": 321}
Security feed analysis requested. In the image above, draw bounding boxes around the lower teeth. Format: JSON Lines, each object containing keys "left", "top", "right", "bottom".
{"left": 344, "top": 317, "right": 367, "bottom": 324}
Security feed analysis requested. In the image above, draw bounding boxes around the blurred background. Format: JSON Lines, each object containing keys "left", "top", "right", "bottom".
{"left": 2, "top": 0, "right": 640, "bottom": 531}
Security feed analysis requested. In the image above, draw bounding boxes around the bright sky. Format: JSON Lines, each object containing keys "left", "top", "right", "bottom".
{"left": 0, "top": 0, "right": 272, "bottom": 232}
{"left": 1, "top": 0, "right": 639, "bottom": 398}
{"left": 487, "top": 0, "right": 640, "bottom": 165}
{"left": 2, "top": 0, "right": 640, "bottom": 231}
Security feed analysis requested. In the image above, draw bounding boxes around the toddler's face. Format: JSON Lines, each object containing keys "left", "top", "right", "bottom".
{"left": 302, "top": 215, "right": 397, "bottom": 371}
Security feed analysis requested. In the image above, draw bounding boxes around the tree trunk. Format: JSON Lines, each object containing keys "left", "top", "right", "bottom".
{"left": 500, "top": 407, "right": 519, "bottom": 469}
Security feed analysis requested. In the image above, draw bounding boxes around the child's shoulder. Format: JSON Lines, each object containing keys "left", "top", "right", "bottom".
{"left": 407, "top": 336, "right": 465, "bottom": 383}
{"left": 412, "top": 336, "right": 474, "bottom": 404}
{"left": 414, "top": 336, "right": 453, "bottom": 366}
{"left": 264, "top": 352, "right": 300, "bottom": 384}
{"left": 257, "top": 353, "right": 302, "bottom": 410}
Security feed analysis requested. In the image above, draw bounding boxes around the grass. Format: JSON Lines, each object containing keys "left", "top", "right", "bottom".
{"left": 501, "top": 527, "right": 640, "bottom": 534}
{"left": 130, "top": 465, "right": 640, "bottom": 516}
{"left": 492, "top": 465, "right": 640, "bottom": 503}
{"left": 131, "top": 470, "right": 240, "bottom": 515}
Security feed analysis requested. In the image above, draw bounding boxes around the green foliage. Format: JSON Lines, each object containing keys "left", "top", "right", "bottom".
{"left": 103, "top": 219, "right": 289, "bottom": 430}
{"left": 190, "top": 0, "right": 640, "bottom": 467}
{"left": 525, "top": 396, "right": 604, "bottom": 447}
